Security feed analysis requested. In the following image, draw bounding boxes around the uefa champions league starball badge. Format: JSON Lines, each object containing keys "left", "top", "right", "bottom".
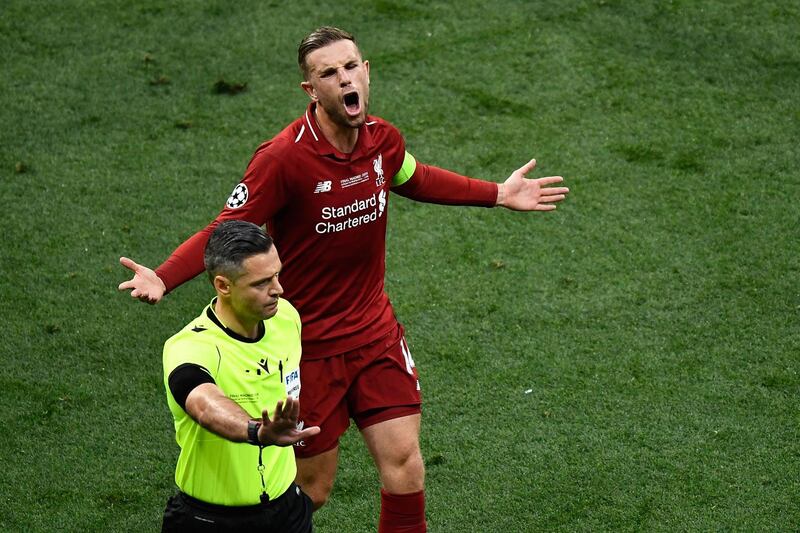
{"left": 226, "top": 183, "right": 249, "bottom": 209}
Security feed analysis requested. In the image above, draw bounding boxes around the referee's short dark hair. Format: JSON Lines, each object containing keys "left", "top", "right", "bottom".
{"left": 204, "top": 221, "right": 274, "bottom": 283}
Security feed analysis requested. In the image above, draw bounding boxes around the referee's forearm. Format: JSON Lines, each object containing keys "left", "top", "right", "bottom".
{"left": 185, "top": 383, "right": 251, "bottom": 443}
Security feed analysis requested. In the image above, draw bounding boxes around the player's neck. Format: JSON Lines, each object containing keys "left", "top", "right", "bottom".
{"left": 213, "top": 300, "right": 260, "bottom": 340}
{"left": 315, "top": 105, "right": 358, "bottom": 154}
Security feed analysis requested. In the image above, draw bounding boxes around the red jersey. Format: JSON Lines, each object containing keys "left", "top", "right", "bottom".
{"left": 156, "top": 103, "right": 498, "bottom": 358}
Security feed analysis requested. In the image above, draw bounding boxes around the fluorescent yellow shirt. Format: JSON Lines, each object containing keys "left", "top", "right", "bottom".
{"left": 163, "top": 298, "right": 302, "bottom": 506}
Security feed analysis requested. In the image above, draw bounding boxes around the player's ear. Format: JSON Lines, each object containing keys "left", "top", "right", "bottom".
{"left": 300, "top": 81, "right": 317, "bottom": 101}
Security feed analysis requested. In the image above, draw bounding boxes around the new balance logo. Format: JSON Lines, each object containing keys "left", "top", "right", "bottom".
{"left": 314, "top": 181, "right": 332, "bottom": 193}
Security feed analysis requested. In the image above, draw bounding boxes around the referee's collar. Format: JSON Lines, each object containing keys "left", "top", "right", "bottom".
{"left": 304, "top": 102, "right": 376, "bottom": 160}
{"left": 206, "top": 299, "right": 265, "bottom": 343}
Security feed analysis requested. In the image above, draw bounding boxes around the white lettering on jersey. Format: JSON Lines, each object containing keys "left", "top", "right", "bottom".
{"left": 321, "top": 194, "right": 376, "bottom": 220}
{"left": 226, "top": 183, "right": 248, "bottom": 209}
{"left": 341, "top": 172, "right": 369, "bottom": 188}
{"left": 378, "top": 189, "right": 386, "bottom": 218}
{"left": 314, "top": 180, "right": 332, "bottom": 193}
{"left": 316, "top": 192, "right": 386, "bottom": 234}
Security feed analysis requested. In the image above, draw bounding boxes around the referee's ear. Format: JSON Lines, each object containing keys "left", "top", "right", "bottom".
{"left": 213, "top": 275, "right": 232, "bottom": 297}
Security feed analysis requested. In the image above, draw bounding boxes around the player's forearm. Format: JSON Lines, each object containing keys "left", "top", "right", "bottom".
{"left": 155, "top": 226, "right": 216, "bottom": 293}
{"left": 495, "top": 182, "right": 507, "bottom": 207}
{"left": 392, "top": 163, "right": 498, "bottom": 206}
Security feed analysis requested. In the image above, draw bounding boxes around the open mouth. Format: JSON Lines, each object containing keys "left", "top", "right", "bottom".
{"left": 343, "top": 91, "right": 360, "bottom": 116}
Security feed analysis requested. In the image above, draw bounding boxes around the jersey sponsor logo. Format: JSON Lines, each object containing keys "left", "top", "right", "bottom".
{"left": 373, "top": 153, "right": 385, "bottom": 187}
{"left": 378, "top": 189, "right": 386, "bottom": 217}
{"left": 316, "top": 191, "right": 386, "bottom": 234}
{"left": 226, "top": 183, "right": 248, "bottom": 209}
{"left": 314, "top": 180, "right": 332, "bottom": 193}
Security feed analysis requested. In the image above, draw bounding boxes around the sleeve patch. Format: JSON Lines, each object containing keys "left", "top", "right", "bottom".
{"left": 226, "top": 183, "right": 249, "bottom": 209}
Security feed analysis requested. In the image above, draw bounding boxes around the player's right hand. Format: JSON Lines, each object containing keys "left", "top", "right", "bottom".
{"left": 118, "top": 257, "right": 166, "bottom": 304}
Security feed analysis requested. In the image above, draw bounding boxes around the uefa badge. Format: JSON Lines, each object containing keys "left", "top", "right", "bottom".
{"left": 226, "top": 183, "right": 248, "bottom": 209}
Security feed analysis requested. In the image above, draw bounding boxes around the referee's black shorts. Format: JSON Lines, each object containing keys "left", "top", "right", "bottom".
{"left": 161, "top": 483, "right": 313, "bottom": 532}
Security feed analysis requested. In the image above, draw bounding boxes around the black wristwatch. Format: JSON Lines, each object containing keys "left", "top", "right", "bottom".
{"left": 247, "top": 419, "right": 262, "bottom": 446}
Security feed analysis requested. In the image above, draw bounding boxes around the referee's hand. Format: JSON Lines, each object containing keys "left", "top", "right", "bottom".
{"left": 259, "top": 397, "right": 320, "bottom": 447}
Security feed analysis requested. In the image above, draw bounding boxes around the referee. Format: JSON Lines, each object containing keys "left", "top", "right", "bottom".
{"left": 161, "top": 220, "right": 320, "bottom": 532}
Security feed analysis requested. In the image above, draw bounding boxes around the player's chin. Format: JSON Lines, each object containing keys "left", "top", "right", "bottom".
{"left": 350, "top": 108, "right": 371, "bottom": 127}
{"left": 342, "top": 99, "right": 367, "bottom": 127}
{"left": 330, "top": 110, "right": 362, "bottom": 130}
{"left": 348, "top": 115, "right": 366, "bottom": 128}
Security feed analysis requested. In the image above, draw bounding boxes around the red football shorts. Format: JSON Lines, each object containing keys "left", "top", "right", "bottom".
{"left": 294, "top": 323, "right": 422, "bottom": 459}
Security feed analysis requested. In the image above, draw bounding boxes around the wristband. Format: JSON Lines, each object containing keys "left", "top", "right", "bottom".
{"left": 247, "top": 419, "right": 262, "bottom": 446}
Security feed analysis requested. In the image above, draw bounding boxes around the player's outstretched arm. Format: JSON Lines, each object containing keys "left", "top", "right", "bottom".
{"left": 118, "top": 256, "right": 167, "bottom": 304}
{"left": 259, "top": 397, "right": 321, "bottom": 447}
{"left": 496, "top": 159, "right": 569, "bottom": 211}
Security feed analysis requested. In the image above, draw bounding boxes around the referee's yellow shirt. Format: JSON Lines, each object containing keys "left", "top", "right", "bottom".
{"left": 163, "top": 298, "right": 302, "bottom": 506}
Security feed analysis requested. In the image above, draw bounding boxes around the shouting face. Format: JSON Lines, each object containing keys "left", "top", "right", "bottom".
{"left": 301, "top": 39, "right": 370, "bottom": 130}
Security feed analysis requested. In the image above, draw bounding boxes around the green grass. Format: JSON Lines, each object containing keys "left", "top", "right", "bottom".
{"left": 2, "top": 0, "right": 799, "bottom": 531}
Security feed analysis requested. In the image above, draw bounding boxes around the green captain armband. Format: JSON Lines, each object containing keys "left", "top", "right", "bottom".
{"left": 391, "top": 151, "right": 417, "bottom": 187}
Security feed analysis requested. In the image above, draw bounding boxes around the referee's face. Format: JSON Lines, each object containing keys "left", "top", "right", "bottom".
{"left": 301, "top": 39, "right": 370, "bottom": 130}
{"left": 228, "top": 246, "right": 284, "bottom": 323}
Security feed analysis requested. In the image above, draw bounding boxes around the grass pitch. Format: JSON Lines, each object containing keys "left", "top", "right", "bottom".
{"left": 2, "top": 1, "right": 798, "bottom": 531}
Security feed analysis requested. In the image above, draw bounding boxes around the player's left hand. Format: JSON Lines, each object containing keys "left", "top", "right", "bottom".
{"left": 496, "top": 159, "right": 569, "bottom": 211}
{"left": 259, "top": 397, "right": 320, "bottom": 447}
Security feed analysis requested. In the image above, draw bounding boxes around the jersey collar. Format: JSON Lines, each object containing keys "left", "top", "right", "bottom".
{"left": 305, "top": 102, "right": 376, "bottom": 160}
{"left": 206, "top": 299, "right": 265, "bottom": 343}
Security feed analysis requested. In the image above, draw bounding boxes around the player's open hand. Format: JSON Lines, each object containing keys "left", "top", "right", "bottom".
{"left": 259, "top": 397, "right": 320, "bottom": 447}
{"left": 496, "top": 159, "right": 569, "bottom": 211}
{"left": 118, "top": 257, "right": 166, "bottom": 304}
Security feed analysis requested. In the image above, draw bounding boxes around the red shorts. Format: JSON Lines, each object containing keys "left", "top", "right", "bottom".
{"left": 294, "top": 323, "right": 421, "bottom": 458}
